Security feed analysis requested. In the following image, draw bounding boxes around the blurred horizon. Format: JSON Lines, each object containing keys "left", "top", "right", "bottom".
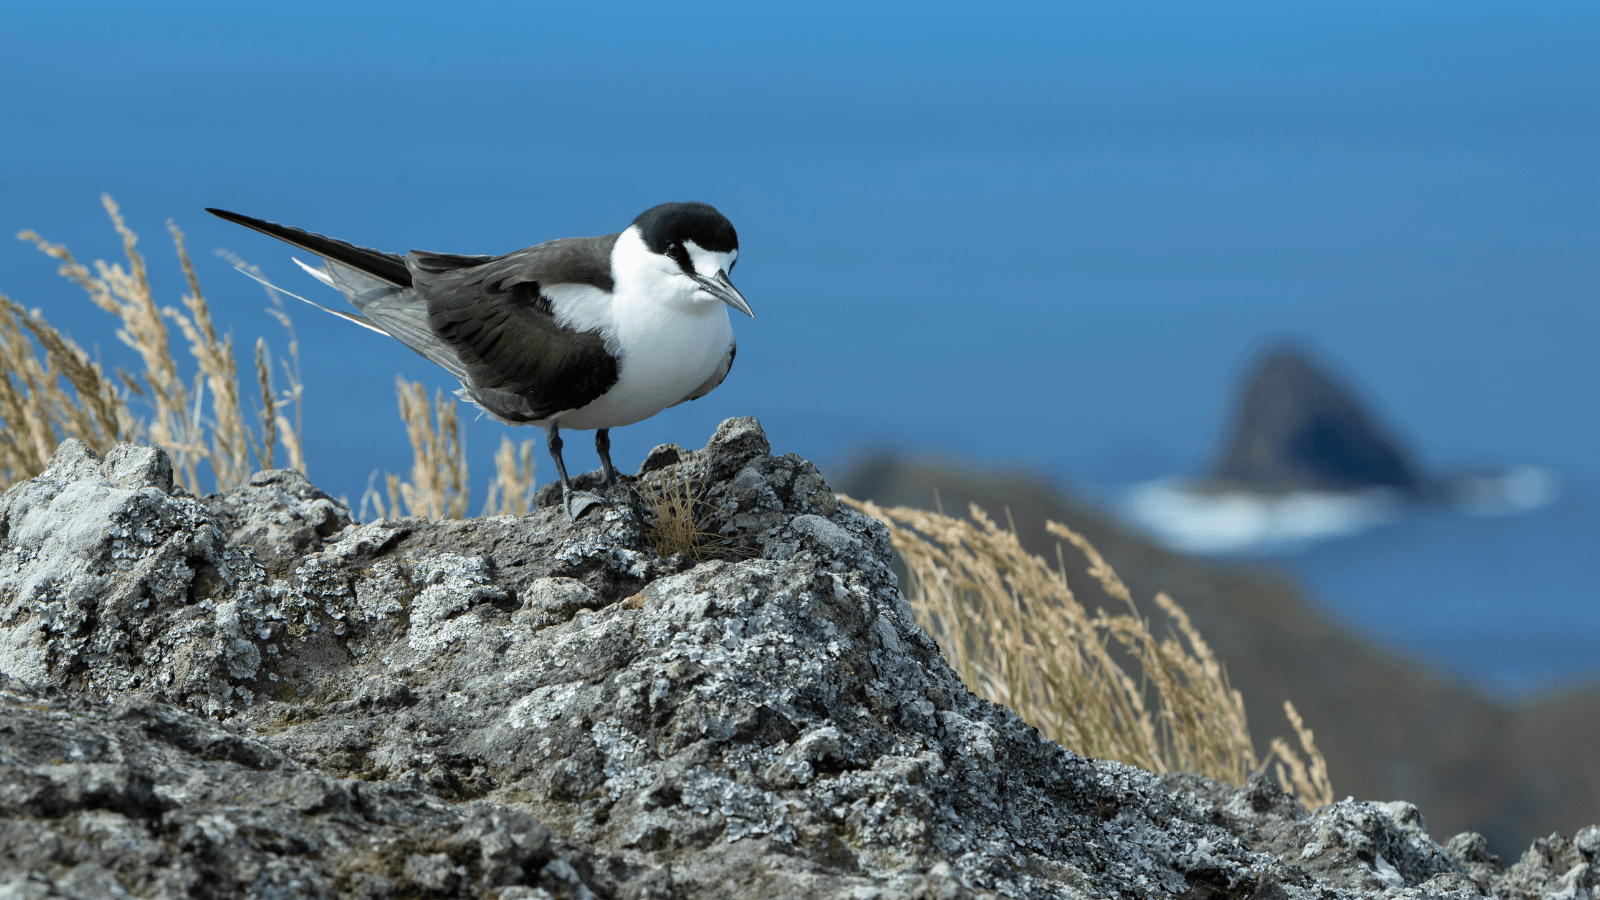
{"left": 4, "top": 1, "right": 1597, "bottom": 697}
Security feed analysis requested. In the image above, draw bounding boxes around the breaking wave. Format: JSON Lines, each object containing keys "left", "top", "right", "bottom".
{"left": 1120, "top": 466, "right": 1556, "bottom": 555}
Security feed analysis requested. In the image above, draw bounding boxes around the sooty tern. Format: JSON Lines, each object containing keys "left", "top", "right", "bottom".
{"left": 207, "top": 203, "right": 753, "bottom": 518}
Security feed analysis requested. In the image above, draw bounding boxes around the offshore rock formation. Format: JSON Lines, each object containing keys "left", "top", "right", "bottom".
{"left": 1120, "top": 347, "right": 1429, "bottom": 553}
{"left": 0, "top": 419, "right": 1595, "bottom": 899}
{"left": 1124, "top": 345, "right": 1553, "bottom": 553}
{"left": 1212, "top": 347, "right": 1424, "bottom": 495}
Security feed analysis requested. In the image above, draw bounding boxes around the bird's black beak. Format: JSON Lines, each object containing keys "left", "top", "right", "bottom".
{"left": 694, "top": 270, "right": 754, "bottom": 318}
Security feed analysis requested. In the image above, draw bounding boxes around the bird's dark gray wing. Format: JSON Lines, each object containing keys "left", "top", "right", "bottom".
{"left": 410, "top": 234, "right": 622, "bottom": 422}
{"left": 676, "top": 342, "right": 735, "bottom": 406}
{"left": 409, "top": 234, "right": 616, "bottom": 293}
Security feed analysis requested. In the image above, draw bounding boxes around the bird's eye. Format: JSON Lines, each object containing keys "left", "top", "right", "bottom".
{"left": 665, "top": 241, "right": 696, "bottom": 276}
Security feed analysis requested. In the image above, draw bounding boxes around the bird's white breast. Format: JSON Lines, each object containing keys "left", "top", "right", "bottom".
{"left": 546, "top": 228, "right": 733, "bottom": 430}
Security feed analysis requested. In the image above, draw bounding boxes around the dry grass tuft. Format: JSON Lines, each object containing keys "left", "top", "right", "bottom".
{"left": 640, "top": 475, "right": 712, "bottom": 558}
{"left": 0, "top": 293, "right": 135, "bottom": 485}
{"left": 363, "top": 379, "right": 539, "bottom": 521}
{"left": 363, "top": 377, "right": 471, "bottom": 520}
{"left": 8, "top": 195, "right": 303, "bottom": 494}
{"left": 844, "top": 496, "right": 1333, "bottom": 808}
{"left": 482, "top": 435, "right": 540, "bottom": 517}
{"left": 164, "top": 220, "right": 251, "bottom": 488}
{"left": 215, "top": 250, "right": 307, "bottom": 477}
{"left": 1268, "top": 700, "right": 1335, "bottom": 808}
{"left": 639, "top": 474, "right": 762, "bottom": 560}
{"left": 1048, "top": 519, "right": 1258, "bottom": 786}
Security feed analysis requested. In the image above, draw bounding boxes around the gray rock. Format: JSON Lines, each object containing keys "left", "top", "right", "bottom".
{"left": 202, "top": 468, "right": 353, "bottom": 574}
{"left": 0, "top": 440, "right": 272, "bottom": 716}
{"left": 0, "top": 420, "right": 1594, "bottom": 899}
{"left": 0, "top": 675, "right": 588, "bottom": 899}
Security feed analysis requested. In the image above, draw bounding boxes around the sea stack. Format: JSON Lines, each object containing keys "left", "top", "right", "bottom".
{"left": 1213, "top": 346, "right": 1424, "bottom": 494}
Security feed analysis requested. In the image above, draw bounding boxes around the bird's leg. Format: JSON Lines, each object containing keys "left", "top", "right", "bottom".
{"left": 545, "top": 424, "right": 573, "bottom": 498}
{"left": 546, "top": 424, "right": 603, "bottom": 519}
{"left": 595, "top": 428, "right": 619, "bottom": 487}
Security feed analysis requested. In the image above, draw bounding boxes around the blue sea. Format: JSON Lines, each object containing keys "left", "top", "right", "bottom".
{"left": 3, "top": 1, "right": 1596, "bottom": 699}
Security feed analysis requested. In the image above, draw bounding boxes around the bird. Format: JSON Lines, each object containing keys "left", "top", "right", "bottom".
{"left": 207, "top": 202, "right": 753, "bottom": 519}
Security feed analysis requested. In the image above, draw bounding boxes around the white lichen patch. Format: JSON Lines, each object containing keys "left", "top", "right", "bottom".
{"left": 406, "top": 554, "right": 508, "bottom": 652}
{"left": 0, "top": 442, "right": 274, "bottom": 714}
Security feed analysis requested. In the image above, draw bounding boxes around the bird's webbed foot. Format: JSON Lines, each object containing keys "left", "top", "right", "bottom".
{"left": 563, "top": 489, "right": 609, "bottom": 520}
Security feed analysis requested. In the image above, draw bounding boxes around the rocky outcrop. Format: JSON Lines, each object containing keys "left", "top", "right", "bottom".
{"left": 1, "top": 419, "right": 1594, "bottom": 899}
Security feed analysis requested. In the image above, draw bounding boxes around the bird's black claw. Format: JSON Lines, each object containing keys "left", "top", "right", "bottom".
{"left": 563, "top": 490, "right": 608, "bottom": 520}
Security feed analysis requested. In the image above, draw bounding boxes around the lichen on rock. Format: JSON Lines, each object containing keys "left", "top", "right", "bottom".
{"left": 0, "top": 440, "right": 274, "bottom": 715}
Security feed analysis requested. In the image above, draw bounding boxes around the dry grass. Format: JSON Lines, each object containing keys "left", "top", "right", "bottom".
{"left": 1046, "top": 518, "right": 1259, "bottom": 786}
{"left": 642, "top": 476, "right": 703, "bottom": 557}
{"left": 483, "top": 434, "right": 540, "bottom": 517}
{"left": 9, "top": 199, "right": 523, "bottom": 519}
{"left": 1269, "top": 700, "right": 1334, "bottom": 807}
{"left": 217, "top": 250, "right": 307, "bottom": 477}
{"left": 0, "top": 293, "right": 134, "bottom": 486}
{"left": 363, "top": 378, "right": 543, "bottom": 521}
{"left": 362, "top": 378, "right": 471, "bottom": 520}
{"left": 638, "top": 475, "right": 724, "bottom": 559}
{"left": 844, "top": 496, "right": 1334, "bottom": 809}
{"left": 7, "top": 195, "right": 304, "bottom": 494}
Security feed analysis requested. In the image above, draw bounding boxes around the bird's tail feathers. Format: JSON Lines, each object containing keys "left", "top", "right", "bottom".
{"left": 293, "top": 257, "right": 337, "bottom": 288}
{"left": 316, "top": 260, "right": 472, "bottom": 383}
{"left": 227, "top": 263, "right": 387, "bottom": 336}
{"left": 205, "top": 208, "right": 412, "bottom": 287}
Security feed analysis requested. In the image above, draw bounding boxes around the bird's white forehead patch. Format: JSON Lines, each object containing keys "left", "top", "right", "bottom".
{"left": 683, "top": 240, "right": 735, "bottom": 277}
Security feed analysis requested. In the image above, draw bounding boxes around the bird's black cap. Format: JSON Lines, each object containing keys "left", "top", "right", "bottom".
{"left": 633, "top": 202, "right": 738, "bottom": 255}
